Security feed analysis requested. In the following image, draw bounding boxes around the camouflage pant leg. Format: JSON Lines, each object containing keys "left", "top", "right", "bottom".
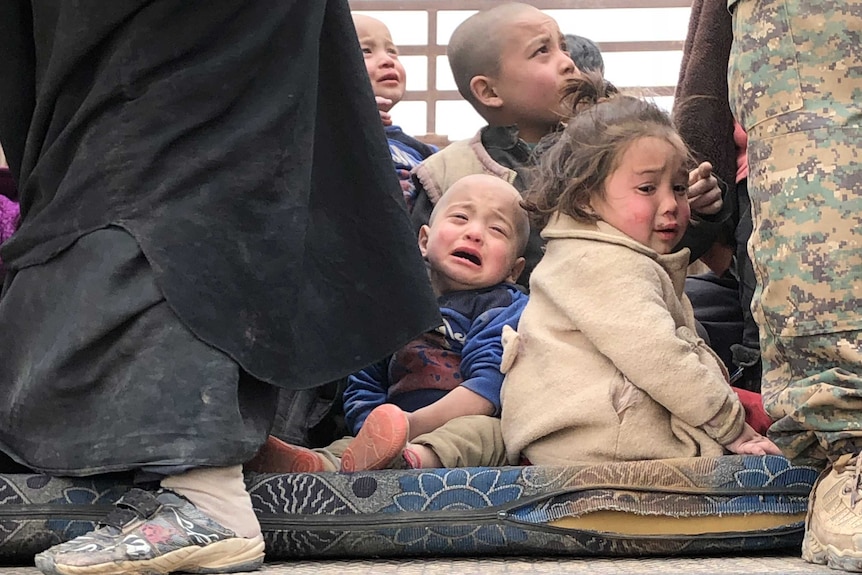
{"left": 727, "top": 0, "right": 862, "bottom": 465}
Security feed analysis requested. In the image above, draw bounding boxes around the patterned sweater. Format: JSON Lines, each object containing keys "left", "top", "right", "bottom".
{"left": 344, "top": 283, "right": 528, "bottom": 435}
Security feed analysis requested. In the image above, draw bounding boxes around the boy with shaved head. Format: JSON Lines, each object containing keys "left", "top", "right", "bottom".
{"left": 250, "top": 174, "right": 530, "bottom": 472}
{"left": 412, "top": 3, "right": 730, "bottom": 288}
{"left": 412, "top": 3, "right": 576, "bottom": 288}
{"left": 446, "top": 3, "right": 573, "bottom": 145}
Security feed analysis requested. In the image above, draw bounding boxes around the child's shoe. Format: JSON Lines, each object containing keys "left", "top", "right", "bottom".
{"left": 802, "top": 453, "right": 862, "bottom": 571}
{"left": 34, "top": 488, "right": 264, "bottom": 575}
{"left": 340, "top": 404, "right": 409, "bottom": 472}
{"left": 245, "top": 435, "right": 330, "bottom": 473}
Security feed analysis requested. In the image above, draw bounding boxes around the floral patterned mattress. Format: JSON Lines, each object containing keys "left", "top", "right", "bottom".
{"left": 0, "top": 455, "right": 817, "bottom": 561}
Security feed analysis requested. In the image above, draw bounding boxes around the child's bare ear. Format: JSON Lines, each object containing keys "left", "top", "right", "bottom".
{"left": 417, "top": 225, "right": 431, "bottom": 257}
{"left": 507, "top": 257, "right": 526, "bottom": 284}
{"left": 470, "top": 76, "right": 503, "bottom": 109}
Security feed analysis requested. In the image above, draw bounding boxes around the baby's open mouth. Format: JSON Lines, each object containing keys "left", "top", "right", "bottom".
{"left": 452, "top": 251, "right": 481, "bottom": 265}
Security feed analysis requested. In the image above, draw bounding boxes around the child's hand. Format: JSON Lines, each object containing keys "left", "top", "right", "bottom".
{"left": 724, "top": 423, "right": 782, "bottom": 456}
{"left": 376, "top": 96, "right": 393, "bottom": 126}
{"left": 687, "top": 161, "right": 722, "bottom": 215}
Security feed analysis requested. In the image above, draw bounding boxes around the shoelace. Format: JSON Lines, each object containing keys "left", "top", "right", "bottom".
{"left": 834, "top": 453, "right": 862, "bottom": 508}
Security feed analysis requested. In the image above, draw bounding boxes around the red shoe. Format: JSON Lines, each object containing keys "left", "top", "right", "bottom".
{"left": 245, "top": 435, "right": 328, "bottom": 473}
{"left": 340, "top": 404, "right": 409, "bottom": 472}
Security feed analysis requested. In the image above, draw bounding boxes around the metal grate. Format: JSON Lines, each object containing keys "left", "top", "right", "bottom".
{"left": 348, "top": 0, "right": 691, "bottom": 138}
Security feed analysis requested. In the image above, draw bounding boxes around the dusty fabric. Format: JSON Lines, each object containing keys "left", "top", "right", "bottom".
{"left": 0, "top": 228, "right": 277, "bottom": 475}
{"left": 501, "top": 215, "right": 745, "bottom": 465}
{"left": 0, "top": 0, "right": 440, "bottom": 390}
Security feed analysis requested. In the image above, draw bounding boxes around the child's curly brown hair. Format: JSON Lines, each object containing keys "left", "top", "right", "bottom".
{"left": 524, "top": 72, "right": 694, "bottom": 230}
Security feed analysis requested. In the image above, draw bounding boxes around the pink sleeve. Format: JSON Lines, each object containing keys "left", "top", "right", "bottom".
{"left": 0, "top": 194, "right": 19, "bottom": 245}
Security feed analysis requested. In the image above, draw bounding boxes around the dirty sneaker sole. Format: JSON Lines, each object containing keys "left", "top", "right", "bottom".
{"left": 34, "top": 536, "right": 265, "bottom": 575}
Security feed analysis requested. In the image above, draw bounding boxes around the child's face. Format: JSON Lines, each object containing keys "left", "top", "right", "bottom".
{"left": 591, "top": 136, "right": 691, "bottom": 254}
{"left": 488, "top": 8, "right": 577, "bottom": 143}
{"left": 355, "top": 16, "right": 406, "bottom": 111}
{"left": 419, "top": 176, "right": 527, "bottom": 294}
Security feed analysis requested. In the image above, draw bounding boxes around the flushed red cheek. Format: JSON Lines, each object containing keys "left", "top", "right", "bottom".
{"left": 628, "top": 212, "right": 653, "bottom": 225}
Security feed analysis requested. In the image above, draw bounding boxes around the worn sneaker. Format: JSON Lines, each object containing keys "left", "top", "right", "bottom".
{"left": 245, "top": 435, "right": 330, "bottom": 473}
{"left": 802, "top": 453, "right": 862, "bottom": 572}
{"left": 340, "top": 404, "right": 409, "bottom": 472}
{"left": 34, "top": 488, "right": 264, "bottom": 575}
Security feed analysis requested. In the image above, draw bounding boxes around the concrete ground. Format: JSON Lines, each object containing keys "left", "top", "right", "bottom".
{"left": 0, "top": 552, "right": 838, "bottom": 575}
{"left": 266, "top": 554, "right": 835, "bottom": 575}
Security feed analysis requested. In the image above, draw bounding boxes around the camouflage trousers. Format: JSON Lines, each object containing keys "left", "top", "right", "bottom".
{"left": 728, "top": 0, "right": 862, "bottom": 466}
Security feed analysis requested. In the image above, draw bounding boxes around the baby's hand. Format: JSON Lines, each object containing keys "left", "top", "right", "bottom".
{"left": 724, "top": 423, "right": 782, "bottom": 456}
{"left": 376, "top": 96, "right": 393, "bottom": 126}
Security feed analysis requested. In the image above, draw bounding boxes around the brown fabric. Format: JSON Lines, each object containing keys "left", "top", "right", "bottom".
{"left": 412, "top": 415, "right": 507, "bottom": 468}
{"left": 501, "top": 215, "right": 745, "bottom": 465}
{"left": 673, "top": 0, "right": 737, "bottom": 189}
{"left": 314, "top": 418, "right": 505, "bottom": 469}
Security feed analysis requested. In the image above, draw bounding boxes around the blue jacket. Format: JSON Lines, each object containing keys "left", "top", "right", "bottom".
{"left": 344, "top": 283, "right": 528, "bottom": 435}
{"left": 385, "top": 125, "right": 436, "bottom": 211}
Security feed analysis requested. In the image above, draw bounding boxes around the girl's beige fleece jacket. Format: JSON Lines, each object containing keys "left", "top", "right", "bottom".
{"left": 500, "top": 213, "right": 745, "bottom": 465}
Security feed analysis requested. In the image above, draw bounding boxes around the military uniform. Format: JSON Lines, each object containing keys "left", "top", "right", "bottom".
{"left": 727, "top": 0, "right": 862, "bottom": 465}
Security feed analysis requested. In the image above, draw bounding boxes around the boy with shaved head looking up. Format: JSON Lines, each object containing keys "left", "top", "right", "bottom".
{"left": 412, "top": 3, "right": 576, "bottom": 288}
